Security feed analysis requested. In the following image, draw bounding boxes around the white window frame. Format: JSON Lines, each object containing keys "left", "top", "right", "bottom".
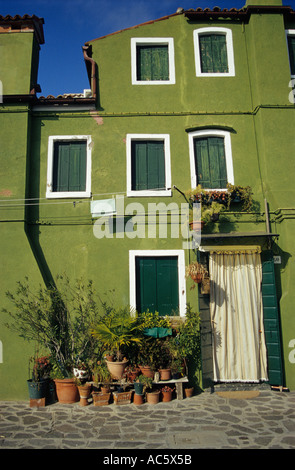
{"left": 286, "top": 29, "right": 295, "bottom": 78}
{"left": 193, "top": 27, "right": 235, "bottom": 77}
{"left": 126, "top": 133, "right": 172, "bottom": 197}
{"left": 129, "top": 250, "right": 187, "bottom": 317}
{"left": 131, "top": 37, "right": 176, "bottom": 85}
{"left": 188, "top": 129, "right": 234, "bottom": 190}
{"left": 46, "top": 135, "right": 92, "bottom": 199}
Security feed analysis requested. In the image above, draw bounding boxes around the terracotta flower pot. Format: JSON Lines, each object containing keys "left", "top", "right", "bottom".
{"left": 189, "top": 220, "right": 205, "bottom": 231}
{"left": 161, "top": 390, "right": 173, "bottom": 402}
{"left": 106, "top": 360, "right": 128, "bottom": 380}
{"left": 133, "top": 393, "right": 144, "bottom": 405}
{"left": 139, "top": 366, "right": 154, "bottom": 379}
{"left": 159, "top": 368, "right": 171, "bottom": 381}
{"left": 184, "top": 387, "right": 194, "bottom": 398}
{"left": 146, "top": 390, "right": 160, "bottom": 404}
{"left": 54, "top": 378, "right": 79, "bottom": 404}
{"left": 191, "top": 273, "right": 203, "bottom": 283}
{"left": 92, "top": 391, "right": 111, "bottom": 406}
{"left": 78, "top": 384, "right": 92, "bottom": 406}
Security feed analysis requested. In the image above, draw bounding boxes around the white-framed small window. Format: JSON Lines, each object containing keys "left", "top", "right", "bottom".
{"left": 46, "top": 135, "right": 92, "bottom": 199}
{"left": 193, "top": 27, "right": 235, "bottom": 77}
{"left": 188, "top": 129, "right": 234, "bottom": 190}
{"left": 131, "top": 37, "right": 175, "bottom": 85}
{"left": 129, "top": 250, "right": 187, "bottom": 317}
{"left": 286, "top": 29, "right": 295, "bottom": 78}
{"left": 126, "top": 133, "right": 172, "bottom": 197}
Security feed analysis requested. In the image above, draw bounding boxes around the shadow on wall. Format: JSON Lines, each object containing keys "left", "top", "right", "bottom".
{"left": 25, "top": 117, "right": 59, "bottom": 287}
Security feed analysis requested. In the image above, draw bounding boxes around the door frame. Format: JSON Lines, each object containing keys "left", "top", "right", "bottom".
{"left": 129, "top": 250, "right": 187, "bottom": 317}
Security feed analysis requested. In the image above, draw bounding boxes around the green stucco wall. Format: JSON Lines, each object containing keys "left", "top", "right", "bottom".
{"left": 1, "top": 7, "right": 295, "bottom": 399}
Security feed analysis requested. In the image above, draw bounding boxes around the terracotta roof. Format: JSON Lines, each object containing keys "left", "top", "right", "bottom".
{"left": 85, "top": 12, "right": 179, "bottom": 44}
{"left": 0, "top": 14, "right": 45, "bottom": 44}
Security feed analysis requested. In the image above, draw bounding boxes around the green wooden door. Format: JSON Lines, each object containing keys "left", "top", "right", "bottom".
{"left": 261, "top": 250, "right": 284, "bottom": 386}
{"left": 136, "top": 256, "right": 179, "bottom": 316}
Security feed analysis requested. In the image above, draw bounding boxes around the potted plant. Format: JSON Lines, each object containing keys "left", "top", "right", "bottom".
{"left": 73, "top": 361, "right": 89, "bottom": 381}
{"left": 170, "top": 358, "right": 184, "bottom": 379}
{"left": 184, "top": 384, "right": 194, "bottom": 398}
{"left": 90, "top": 307, "right": 143, "bottom": 380}
{"left": 185, "top": 184, "right": 253, "bottom": 212}
{"left": 3, "top": 275, "right": 104, "bottom": 404}
{"left": 201, "top": 201, "right": 225, "bottom": 224}
{"left": 185, "top": 261, "right": 208, "bottom": 284}
{"left": 174, "top": 305, "right": 201, "bottom": 378}
{"left": 146, "top": 386, "right": 161, "bottom": 404}
{"left": 75, "top": 378, "right": 92, "bottom": 406}
{"left": 161, "top": 385, "right": 175, "bottom": 402}
{"left": 27, "top": 353, "right": 52, "bottom": 402}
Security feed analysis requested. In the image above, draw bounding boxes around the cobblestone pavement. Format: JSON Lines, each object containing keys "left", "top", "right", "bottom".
{"left": 0, "top": 389, "right": 295, "bottom": 451}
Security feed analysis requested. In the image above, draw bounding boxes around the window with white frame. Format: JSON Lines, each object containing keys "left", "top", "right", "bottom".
{"left": 46, "top": 135, "right": 92, "bottom": 198}
{"left": 126, "top": 134, "right": 172, "bottom": 197}
{"left": 286, "top": 29, "right": 295, "bottom": 78}
{"left": 129, "top": 250, "right": 186, "bottom": 317}
{"left": 193, "top": 27, "right": 235, "bottom": 77}
{"left": 188, "top": 129, "right": 234, "bottom": 190}
{"left": 131, "top": 37, "right": 175, "bottom": 85}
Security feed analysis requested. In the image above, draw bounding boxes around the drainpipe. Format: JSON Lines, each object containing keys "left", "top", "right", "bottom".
{"left": 82, "top": 45, "right": 97, "bottom": 99}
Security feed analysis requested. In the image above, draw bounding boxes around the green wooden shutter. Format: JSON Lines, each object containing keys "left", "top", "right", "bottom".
{"left": 53, "top": 141, "right": 86, "bottom": 192}
{"left": 194, "top": 136, "right": 227, "bottom": 189}
{"left": 156, "top": 257, "right": 179, "bottom": 316}
{"left": 136, "top": 257, "right": 179, "bottom": 316}
{"left": 199, "top": 34, "right": 228, "bottom": 73}
{"left": 137, "top": 45, "right": 169, "bottom": 81}
{"left": 261, "top": 250, "right": 284, "bottom": 386}
{"left": 131, "top": 141, "right": 165, "bottom": 191}
{"left": 288, "top": 35, "right": 295, "bottom": 75}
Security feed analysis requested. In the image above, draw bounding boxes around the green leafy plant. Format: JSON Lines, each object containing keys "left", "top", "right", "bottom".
{"left": 90, "top": 307, "right": 143, "bottom": 361}
{"left": 201, "top": 201, "right": 225, "bottom": 224}
{"left": 185, "top": 184, "right": 253, "bottom": 212}
{"left": 138, "top": 374, "right": 153, "bottom": 392}
{"left": 3, "top": 274, "right": 104, "bottom": 378}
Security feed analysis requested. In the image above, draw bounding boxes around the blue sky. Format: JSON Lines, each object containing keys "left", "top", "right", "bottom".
{"left": 2, "top": 0, "right": 295, "bottom": 97}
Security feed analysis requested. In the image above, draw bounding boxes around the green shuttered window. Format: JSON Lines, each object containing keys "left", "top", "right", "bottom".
{"left": 131, "top": 140, "right": 165, "bottom": 191}
{"left": 194, "top": 136, "right": 227, "bottom": 189}
{"left": 287, "top": 35, "right": 295, "bottom": 75}
{"left": 52, "top": 141, "right": 87, "bottom": 192}
{"left": 199, "top": 34, "right": 228, "bottom": 74}
{"left": 136, "top": 256, "right": 179, "bottom": 316}
{"left": 136, "top": 45, "right": 169, "bottom": 81}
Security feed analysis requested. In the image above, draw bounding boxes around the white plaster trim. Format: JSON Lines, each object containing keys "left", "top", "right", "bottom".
{"left": 188, "top": 129, "right": 234, "bottom": 189}
{"left": 129, "top": 249, "right": 186, "bottom": 317}
{"left": 126, "top": 134, "right": 172, "bottom": 197}
{"left": 46, "top": 135, "right": 92, "bottom": 199}
{"left": 131, "top": 37, "right": 176, "bottom": 85}
{"left": 193, "top": 27, "right": 235, "bottom": 77}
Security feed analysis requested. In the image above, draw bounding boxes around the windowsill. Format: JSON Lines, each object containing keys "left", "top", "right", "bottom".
{"left": 132, "top": 80, "right": 175, "bottom": 85}
{"left": 127, "top": 189, "right": 172, "bottom": 197}
{"left": 196, "top": 73, "right": 235, "bottom": 77}
{"left": 46, "top": 191, "right": 91, "bottom": 199}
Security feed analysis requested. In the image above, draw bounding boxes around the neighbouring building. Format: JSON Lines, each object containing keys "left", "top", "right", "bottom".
{"left": 1, "top": 0, "right": 295, "bottom": 399}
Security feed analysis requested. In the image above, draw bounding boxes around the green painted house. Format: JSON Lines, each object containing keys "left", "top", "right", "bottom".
{"left": 1, "top": 0, "right": 295, "bottom": 399}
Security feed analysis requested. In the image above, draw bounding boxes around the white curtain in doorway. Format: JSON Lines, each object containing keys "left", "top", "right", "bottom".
{"left": 209, "top": 248, "right": 268, "bottom": 383}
